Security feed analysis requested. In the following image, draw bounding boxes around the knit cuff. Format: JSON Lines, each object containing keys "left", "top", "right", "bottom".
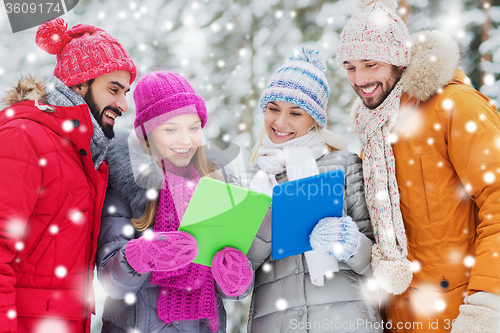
{"left": 124, "top": 238, "right": 151, "bottom": 274}
{"left": 211, "top": 247, "right": 253, "bottom": 297}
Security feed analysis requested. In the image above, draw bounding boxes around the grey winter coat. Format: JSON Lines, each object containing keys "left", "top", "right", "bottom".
{"left": 239, "top": 150, "right": 382, "bottom": 333}
{"left": 96, "top": 131, "right": 250, "bottom": 333}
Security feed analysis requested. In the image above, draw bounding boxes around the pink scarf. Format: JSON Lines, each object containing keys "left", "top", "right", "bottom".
{"left": 150, "top": 160, "right": 218, "bottom": 332}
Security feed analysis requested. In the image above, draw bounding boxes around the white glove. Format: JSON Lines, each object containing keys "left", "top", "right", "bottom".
{"left": 450, "top": 292, "right": 500, "bottom": 332}
{"left": 309, "top": 216, "right": 360, "bottom": 261}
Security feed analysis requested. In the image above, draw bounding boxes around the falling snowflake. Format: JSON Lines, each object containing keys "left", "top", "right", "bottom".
{"left": 0, "top": 68, "right": 4, "bottom": 76}
{"left": 465, "top": 121, "right": 477, "bottom": 133}
{"left": 55, "top": 266, "right": 67, "bottom": 278}
{"left": 484, "top": 172, "right": 495, "bottom": 184}
{"left": 143, "top": 229, "right": 154, "bottom": 240}
{"left": 123, "top": 225, "right": 134, "bottom": 237}
{"left": 27, "top": 53, "right": 36, "bottom": 63}
{"left": 332, "top": 243, "right": 344, "bottom": 256}
{"left": 15, "top": 241, "right": 24, "bottom": 251}
{"left": 62, "top": 120, "right": 73, "bottom": 132}
{"left": 275, "top": 10, "right": 283, "bottom": 19}
{"left": 108, "top": 205, "right": 117, "bottom": 214}
{"left": 437, "top": 162, "right": 443, "bottom": 168}
{"left": 68, "top": 209, "right": 84, "bottom": 224}
{"left": 483, "top": 74, "right": 495, "bottom": 86}
{"left": 442, "top": 99, "right": 453, "bottom": 110}
{"left": 434, "top": 300, "right": 446, "bottom": 312}
{"left": 275, "top": 298, "right": 288, "bottom": 310}
{"left": 124, "top": 293, "right": 137, "bottom": 305}
{"left": 427, "top": 138, "right": 434, "bottom": 145}
{"left": 34, "top": 318, "right": 69, "bottom": 333}
{"left": 98, "top": 11, "right": 105, "bottom": 19}
{"left": 464, "top": 183, "right": 472, "bottom": 192}
{"left": 464, "top": 256, "right": 475, "bottom": 268}
{"left": 39, "top": 158, "right": 47, "bottom": 167}
{"left": 146, "top": 189, "right": 158, "bottom": 200}
{"left": 434, "top": 123, "right": 441, "bottom": 131}
{"left": 388, "top": 133, "right": 398, "bottom": 144}
{"left": 376, "top": 190, "right": 389, "bottom": 201}
{"left": 410, "top": 261, "right": 421, "bottom": 272}
{"left": 325, "top": 271, "right": 334, "bottom": 279}
{"left": 118, "top": 11, "right": 127, "bottom": 19}
{"left": 5, "top": 109, "right": 14, "bottom": 117}
{"left": 217, "top": 60, "right": 225, "bottom": 68}
{"left": 49, "top": 225, "right": 59, "bottom": 234}
{"left": 238, "top": 122, "right": 247, "bottom": 131}
{"left": 5, "top": 218, "right": 25, "bottom": 238}
{"left": 409, "top": 159, "right": 414, "bottom": 165}
{"left": 6, "top": 309, "right": 16, "bottom": 319}
{"left": 290, "top": 11, "right": 296, "bottom": 18}
{"left": 366, "top": 279, "right": 378, "bottom": 291}
{"left": 226, "top": 23, "right": 234, "bottom": 31}
{"left": 262, "top": 263, "right": 272, "bottom": 273}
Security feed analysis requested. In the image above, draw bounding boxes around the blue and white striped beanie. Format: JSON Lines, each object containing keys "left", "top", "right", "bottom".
{"left": 259, "top": 47, "right": 329, "bottom": 127}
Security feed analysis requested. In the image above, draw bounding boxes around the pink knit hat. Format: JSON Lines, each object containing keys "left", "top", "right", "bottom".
{"left": 35, "top": 18, "right": 136, "bottom": 87}
{"left": 337, "top": 0, "right": 411, "bottom": 67}
{"left": 133, "top": 71, "right": 208, "bottom": 139}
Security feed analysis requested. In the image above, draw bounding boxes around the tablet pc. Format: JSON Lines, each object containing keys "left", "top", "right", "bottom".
{"left": 271, "top": 169, "right": 345, "bottom": 260}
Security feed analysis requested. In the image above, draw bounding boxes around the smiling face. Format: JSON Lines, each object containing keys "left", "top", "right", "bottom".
{"left": 264, "top": 100, "right": 316, "bottom": 144}
{"left": 344, "top": 60, "right": 404, "bottom": 110}
{"left": 149, "top": 113, "right": 202, "bottom": 167}
{"left": 72, "top": 70, "right": 131, "bottom": 139}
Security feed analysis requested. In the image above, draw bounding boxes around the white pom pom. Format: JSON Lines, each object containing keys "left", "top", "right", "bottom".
{"left": 288, "top": 47, "right": 326, "bottom": 72}
{"left": 373, "top": 258, "right": 413, "bottom": 295}
{"left": 358, "top": 0, "right": 398, "bottom": 10}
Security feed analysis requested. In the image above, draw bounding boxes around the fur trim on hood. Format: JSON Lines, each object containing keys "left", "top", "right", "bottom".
{"left": 349, "top": 30, "right": 460, "bottom": 123}
{"left": 2, "top": 75, "right": 48, "bottom": 107}
{"left": 106, "top": 131, "right": 164, "bottom": 218}
{"left": 401, "top": 30, "right": 460, "bottom": 102}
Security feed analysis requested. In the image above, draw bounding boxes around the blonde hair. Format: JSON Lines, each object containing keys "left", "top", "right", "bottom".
{"left": 249, "top": 125, "right": 346, "bottom": 163}
{"left": 132, "top": 142, "right": 221, "bottom": 231}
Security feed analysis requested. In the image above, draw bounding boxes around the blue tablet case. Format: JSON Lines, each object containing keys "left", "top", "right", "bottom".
{"left": 271, "top": 169, "right": 345, "bottom": 260}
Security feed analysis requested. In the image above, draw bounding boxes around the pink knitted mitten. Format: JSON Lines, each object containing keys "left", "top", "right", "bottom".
{"left": 211, "top": 247, "right": 253, "bottom": 297}
{"left": 125, "top": 231, "right": 198, "bottom": 274}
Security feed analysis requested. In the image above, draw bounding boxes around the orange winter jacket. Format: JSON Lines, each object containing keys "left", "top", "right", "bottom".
{"left": 378, "top": 31, "right": 500, "bottom": 333}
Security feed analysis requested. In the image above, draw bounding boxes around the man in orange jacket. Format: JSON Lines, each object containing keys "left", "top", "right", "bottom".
{"left": 337, "top": 0, "right": 500, "bottom": 332}
{"left": 0, "top": 18, "right": 135, "bottom": 333}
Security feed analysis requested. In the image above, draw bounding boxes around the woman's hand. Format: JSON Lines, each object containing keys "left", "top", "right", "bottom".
{"left": 124, "top": 231, "right": 198, "bottom": 274}
{"left": 310, "top": 216, "right": 360, "bottom": 261}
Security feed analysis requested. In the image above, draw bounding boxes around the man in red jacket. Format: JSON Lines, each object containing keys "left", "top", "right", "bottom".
{"left": 0, "top": 18, "right": 136, "bottom": 333}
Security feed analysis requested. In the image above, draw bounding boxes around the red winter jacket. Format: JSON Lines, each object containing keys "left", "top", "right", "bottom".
{"left": 0, "top": 79, "right": 108, "bottom": 333}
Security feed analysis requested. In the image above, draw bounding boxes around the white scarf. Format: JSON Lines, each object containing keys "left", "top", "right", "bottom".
{"left": 249, "top": 131, "right": 338, "bottom": 286}
{"left": 354, "top": 81, "right": 412, "bottom": 295}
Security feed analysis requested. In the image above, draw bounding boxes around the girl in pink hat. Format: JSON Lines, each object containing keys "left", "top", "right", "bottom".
{"left": 96, "top": 71, "right": 253, "bottom": 333}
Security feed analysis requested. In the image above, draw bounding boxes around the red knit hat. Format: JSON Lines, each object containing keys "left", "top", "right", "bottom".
{"left": 35, "top": 18, "right": 136, "bottom": 87}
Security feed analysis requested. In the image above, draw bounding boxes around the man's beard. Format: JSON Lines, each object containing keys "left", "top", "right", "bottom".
{"left": 356, "top": 66, "right": 403, "bottom": 110}
{"left": 84, "top": 86, "right": 121, "bottom": 139}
